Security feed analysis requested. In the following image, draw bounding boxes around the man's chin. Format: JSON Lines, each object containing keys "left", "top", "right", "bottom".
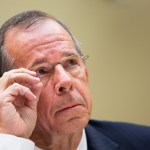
{"left": 53, "top": 115, "right": 90, "bottom": 135}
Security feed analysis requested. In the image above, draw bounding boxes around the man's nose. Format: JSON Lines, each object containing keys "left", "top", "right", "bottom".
{"left": 53, "top": 65, "right": 73, "bottom": 94}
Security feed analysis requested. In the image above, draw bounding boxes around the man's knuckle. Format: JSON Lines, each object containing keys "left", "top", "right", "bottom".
{"left": 3, "top": 72, "right": 10, "bottom": 77}
{"left": 13, "top": 82, "right": 19, "bottom": 87}
{"left": 19, "top": 68, "right": 24, "bottom": 71}
{"left": 24, "top": 88, "right": 30, "bottom": 94}
{"left": 19, "top": 68, "right": 26, "bottom": 72}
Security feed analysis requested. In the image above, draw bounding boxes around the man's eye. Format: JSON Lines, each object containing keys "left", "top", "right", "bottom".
{"left": 36, "top": 68, "right": 49, "bottom": 76}
{"left": 65, "top": 58, "right": 78, "bottom": 67}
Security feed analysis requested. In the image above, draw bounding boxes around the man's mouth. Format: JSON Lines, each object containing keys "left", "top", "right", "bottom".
{"left": 56, "top": 102, "right": 83, "bottom": 113}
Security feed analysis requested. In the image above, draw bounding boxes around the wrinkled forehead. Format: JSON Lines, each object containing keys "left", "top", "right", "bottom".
{"left": 4, "top": 19, "right": 75, "bottom": 55}
{"left": 4, "top": 19, "right": 77, "bottom": 67}
{"left": 5, "top": 19, "right": 73, "bottom": 45}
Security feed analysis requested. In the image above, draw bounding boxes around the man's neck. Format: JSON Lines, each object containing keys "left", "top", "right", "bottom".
{"left": 30, "top": 128, "right": 83, "bottom": 150}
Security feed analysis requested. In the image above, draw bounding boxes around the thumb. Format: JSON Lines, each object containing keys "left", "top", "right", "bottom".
{"left": 32, "top": 82, "right": 43, "bottom": 100}
{"left": 27, "top": 82, "right": 43, "bottom": 109}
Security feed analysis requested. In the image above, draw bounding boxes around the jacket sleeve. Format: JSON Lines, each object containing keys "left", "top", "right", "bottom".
{"left": 0, "top": 134, "right": 36, "bottom": 150}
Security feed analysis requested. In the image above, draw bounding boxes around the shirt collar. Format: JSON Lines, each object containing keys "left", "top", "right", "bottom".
{"left": 76, "top": 129, "right": 87, "bottom": 150}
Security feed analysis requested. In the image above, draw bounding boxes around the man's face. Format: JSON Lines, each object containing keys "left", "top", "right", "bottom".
{"left": 5, "top": 19, "right": 92, "bottom": 135}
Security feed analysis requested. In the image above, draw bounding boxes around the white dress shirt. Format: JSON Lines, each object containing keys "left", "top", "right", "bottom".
{"left": 76, "top": 129, "right": 87, "bottom": 150}
{"left": 0, "top": 129, "right": 87, "bottom": 150}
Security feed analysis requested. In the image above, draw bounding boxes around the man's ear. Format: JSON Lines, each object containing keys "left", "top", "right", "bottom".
{"left": 85, "top": 68, "right": 89, "bottom": 81}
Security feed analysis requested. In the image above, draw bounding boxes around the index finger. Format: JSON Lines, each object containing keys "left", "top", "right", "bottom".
{"left": 9, "top": 68, "right": 37, "bottom": 76}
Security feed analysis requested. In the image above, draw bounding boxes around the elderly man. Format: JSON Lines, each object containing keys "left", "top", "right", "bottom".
{"left": 0, "top": 10, "right": 149, "bottom": 150}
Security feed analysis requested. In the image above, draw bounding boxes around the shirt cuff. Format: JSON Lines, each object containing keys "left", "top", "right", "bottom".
{"left": 0, "top": 134, "right": 35, "bottom": 150}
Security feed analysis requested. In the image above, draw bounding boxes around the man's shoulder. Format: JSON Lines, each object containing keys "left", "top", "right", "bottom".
{"left": 87, "top": 119, "right": 150, "bottom": 131}
{"left": 85, "top": 119, "right": 150, "bottom": 150}
{"left": 86, "top": 119, "right": 150, "bottom": 138}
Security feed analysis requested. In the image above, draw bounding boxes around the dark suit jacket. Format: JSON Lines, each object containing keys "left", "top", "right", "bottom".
{"left": 85, "top": 120, "right": 150, "bottom": 150}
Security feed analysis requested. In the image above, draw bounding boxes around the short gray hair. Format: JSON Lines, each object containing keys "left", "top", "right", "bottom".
{"left": 0, "top": 10, "right": 83, "bottom": 77}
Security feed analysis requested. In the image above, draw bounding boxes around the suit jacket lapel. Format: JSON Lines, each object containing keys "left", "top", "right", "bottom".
{"left": 85, "top": 124, "right": 119, "bottom": 150}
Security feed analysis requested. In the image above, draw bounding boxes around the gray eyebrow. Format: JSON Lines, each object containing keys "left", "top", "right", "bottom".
{"left": 29, "top": 51, "right": 78, "bottom": 69}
